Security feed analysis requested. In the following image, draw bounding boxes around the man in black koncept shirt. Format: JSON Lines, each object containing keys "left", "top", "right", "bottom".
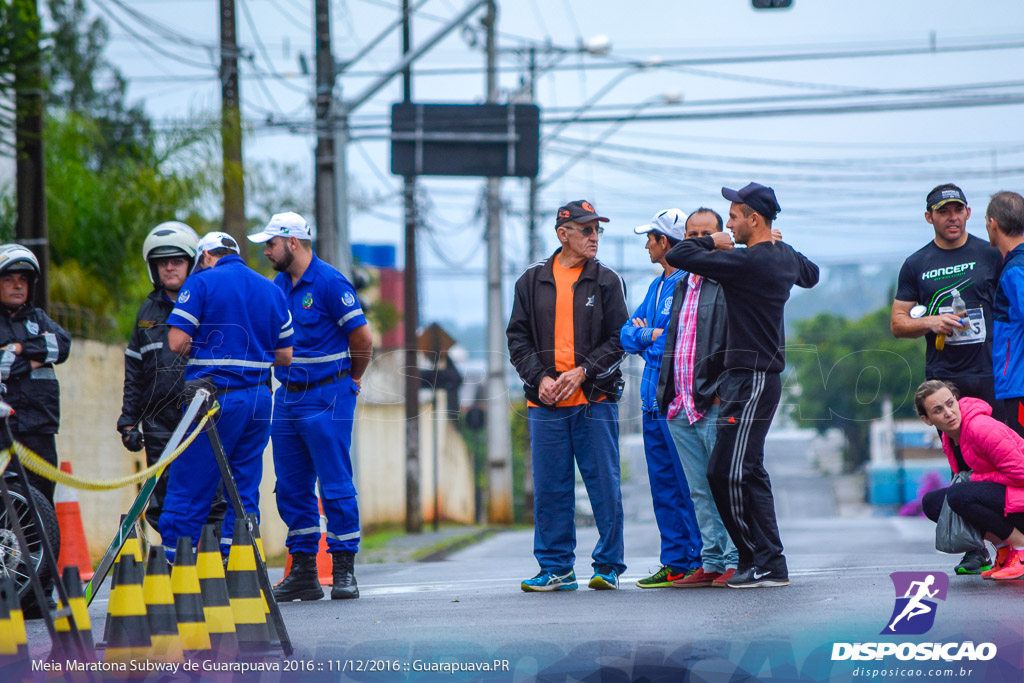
{"left": 666, "top": 183, "right": 819, "bottom": 588}
{"left": 890, "top": 184, "right": 1002, "bottom": 575}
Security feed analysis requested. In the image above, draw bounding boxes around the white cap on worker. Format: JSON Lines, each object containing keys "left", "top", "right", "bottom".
{"left": 197, "top": 231, "right": 240, "bottom": 254}
{"left": 248, "top": 212, "right": 311, "bottom": 243}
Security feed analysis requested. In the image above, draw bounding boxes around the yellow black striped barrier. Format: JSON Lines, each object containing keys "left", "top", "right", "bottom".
{"left": 103, "top": 556, "right": 151, "bottom": 667}
{"left": 246, "top": 514, "right": 278, "bottom": 645}
{"left": 170, "top": 537, "right": 212, "bottom": 660}
{"left": 225, "top": 523, "right": 270, "bottom": 655}
{"left": 197, "top": 524, "right": 237, "bottom": 660}
{"left": 54, "top": 566, "right": 94, "bottom": 659}
{"left": 143, "top": 547, "right": 183, "bottom": 663}
{"left": 0, "top": 576, "right": 28, "bottom": 675}
{"left": 103, "top": 519, "right": 142, "bottom": 644}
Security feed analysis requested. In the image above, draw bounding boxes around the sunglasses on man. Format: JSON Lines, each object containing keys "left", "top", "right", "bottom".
{"left": 564, "top": 225, "right": 605, "bottom": 237}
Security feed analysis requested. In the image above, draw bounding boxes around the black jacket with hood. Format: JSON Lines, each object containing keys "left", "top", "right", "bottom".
{"left": 506, "top": 249, "right": 628, "bottom": 406}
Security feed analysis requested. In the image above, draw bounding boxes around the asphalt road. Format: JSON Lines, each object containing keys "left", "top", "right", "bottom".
{"left": 22, "top": 432, "right": 1024, "bottom": 682}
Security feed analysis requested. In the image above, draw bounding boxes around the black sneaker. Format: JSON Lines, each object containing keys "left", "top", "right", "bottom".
{"left": 726, "top": 566, "right": 790, "bottom": 588}
{"left": 955, "top": 550, "right": 992, "bottom": 575}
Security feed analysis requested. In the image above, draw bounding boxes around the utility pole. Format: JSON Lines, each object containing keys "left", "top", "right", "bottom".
{"left": 526, "top": 47, "right": 539, "bottom": 266}
{"left": 484, "top": 0, "right": 512, "bottom": 524}
{"left": 13, "top": 0, "right": 47, "bottom": 309}
{"left": 313, "top": 0, "right": 337, "bottom": 266}
{"left": 402, "top": 0, "right": 422, "bottom": 534}
{"left": 220, "top": 0, "right": 247, "bottom": 259}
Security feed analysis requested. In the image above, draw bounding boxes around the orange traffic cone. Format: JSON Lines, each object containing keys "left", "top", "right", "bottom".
{"left": 55, "top": 462, "right": 93, "bottom": 581}
{"left": 279, "top": 498, "right": 332, "bottom": 587}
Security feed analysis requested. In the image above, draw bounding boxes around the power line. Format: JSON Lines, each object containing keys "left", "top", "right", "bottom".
{"left": 92, "top": 0, "right": 217, "bottom": 70}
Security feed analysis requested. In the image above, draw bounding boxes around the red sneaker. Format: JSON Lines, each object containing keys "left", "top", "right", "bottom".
{"left": 990, "top": 548, "right": 1024, "bottom": 580}
{"left": 672, "top": 567, "right": 721, "bottom": 588}
{"left": 982, "top": 546, "right": 1012, "bottom": 579}
{"left": 711, "top": 568, "right": 737, "bottom": 587}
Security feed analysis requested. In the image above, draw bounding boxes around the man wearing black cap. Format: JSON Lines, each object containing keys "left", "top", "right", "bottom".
{"left": 891, "top": 183, "right": 1003, "bottom": 575}
{"left": 507, "top": 199, "right": 629, "bottom": 592}
{"left": 666, "top": 182, "right": 819, "bottom": 588}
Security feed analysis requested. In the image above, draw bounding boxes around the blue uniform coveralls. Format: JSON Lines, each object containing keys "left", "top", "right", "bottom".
{"left": 272, "top": 253, "right": 366, "bottom": 555}
{"left": 161, "top": 254, "right": 292, "bottom": 559}
{"left": 620, "top": 269, "right": 702, "bottom": 572}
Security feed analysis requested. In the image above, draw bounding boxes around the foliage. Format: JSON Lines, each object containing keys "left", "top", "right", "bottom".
{"left": 786, "top": 306, "right": 925, "bottom": 470}
{"left": 43, "top": 0, "right": 153, "bottom": 165}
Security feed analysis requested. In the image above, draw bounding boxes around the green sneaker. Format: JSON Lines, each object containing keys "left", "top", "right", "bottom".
{"left": 636, "top": 566, "right": 693, "bottom": 588}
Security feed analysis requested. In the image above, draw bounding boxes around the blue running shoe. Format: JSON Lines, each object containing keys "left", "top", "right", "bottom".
{"left": 521, "top": 570, "right": 577, "bottom": 592}
{"left": 588, "top": 565, "right": 618, "bottom": 590}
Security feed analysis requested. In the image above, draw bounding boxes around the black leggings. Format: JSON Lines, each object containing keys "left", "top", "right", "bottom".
{"left": 923, "top": 480, "right": 1024, "bottom": 541}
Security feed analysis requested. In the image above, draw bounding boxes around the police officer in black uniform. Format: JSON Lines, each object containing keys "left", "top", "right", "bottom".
{"left": 118, "top": 222, "right": 225, "bottom": 531}
{"left": 0, "top": 244, "right": 72, "bottom": 503}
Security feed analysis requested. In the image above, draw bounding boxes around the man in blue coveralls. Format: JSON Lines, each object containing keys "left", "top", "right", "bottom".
{"left": 621, "top": 208, "right": 702, "bottom": 587}
{"left": 162, "top": 232, "right": 293, "bottom": 561}
{"left": 250, "top": 212, "right": 373, "bottom": 601}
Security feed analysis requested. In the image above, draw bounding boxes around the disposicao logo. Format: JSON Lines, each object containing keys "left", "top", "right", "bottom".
{"left": 883, "top": 571, "right": 947, "bottom": 635}
{"left": 831, "top": 572, "right": 997, "bottom": 663}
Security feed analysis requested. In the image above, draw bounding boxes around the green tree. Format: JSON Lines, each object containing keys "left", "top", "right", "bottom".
{"left": 786, "top": 307, "right": 925, "bottom": 470}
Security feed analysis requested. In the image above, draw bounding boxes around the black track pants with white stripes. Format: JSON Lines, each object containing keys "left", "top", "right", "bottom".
{"left": 706, "top": 370, "right": 787, "bottom": 574}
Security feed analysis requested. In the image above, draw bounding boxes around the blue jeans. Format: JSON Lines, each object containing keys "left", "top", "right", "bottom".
{"left": 642, "top": 411, "right": 701, "bottom": 570}
{"left": 272, "top": 377, "right": 361, "bottom": 555}
{"left": 529, "top": 402, "right": 625, "bottom": 575}
{"left": 667, "top": 405, "right": 738, "bottom": 573}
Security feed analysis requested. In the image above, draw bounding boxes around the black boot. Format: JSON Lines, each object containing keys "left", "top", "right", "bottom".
{"left": 273, "top": 553, "right": 323, "bottom": 602}
{"left": 331, "top": 552, "right": 359, "bottom": 600}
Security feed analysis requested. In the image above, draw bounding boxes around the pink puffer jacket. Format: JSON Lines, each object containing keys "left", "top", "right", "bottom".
{"left": 941, "top": 397, "right": 1024, "bottom": 514}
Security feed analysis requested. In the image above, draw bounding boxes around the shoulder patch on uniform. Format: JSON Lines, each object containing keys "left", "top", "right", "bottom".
{"left": 24, "top": 320, "right": 38, "bottom": 335}
{"left": 342, "top": 292, "right": 356, "bottom": 307}
{"left": 178, "top": 290, "right": 190, "bottom": 303}
{"left": 138, "top": 320, "right": 157, "bottom": 329}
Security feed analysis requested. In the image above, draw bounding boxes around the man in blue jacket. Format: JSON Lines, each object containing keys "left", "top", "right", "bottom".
{"left": 162, "top": 234, "right": 293, "bottom": 561}
{"left": 986, "top": 190, "right": 1024, "bottom": 438}
{"left": 621, "top": 209, "right": 702, "bottom": 587}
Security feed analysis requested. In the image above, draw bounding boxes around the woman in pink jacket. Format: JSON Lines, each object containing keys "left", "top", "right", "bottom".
{"left": 916, "top": 380, "right": 1024, "bottom": 580}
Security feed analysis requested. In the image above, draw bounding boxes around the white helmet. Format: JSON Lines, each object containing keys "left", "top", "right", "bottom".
{"left": 0, "top": 244, "right": 40, "bottom": 277}
{"left": 142, "top": 221, "right": 200, "bottom": 284}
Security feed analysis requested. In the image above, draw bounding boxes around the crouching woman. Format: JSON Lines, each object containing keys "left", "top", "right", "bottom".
{"left": 916, "top": 379, "right": 1024, "bottom": 579}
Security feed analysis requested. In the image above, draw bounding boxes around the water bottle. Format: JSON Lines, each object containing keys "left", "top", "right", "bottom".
{"left": 936, "top": 288, "right": 967, "bottom": 351}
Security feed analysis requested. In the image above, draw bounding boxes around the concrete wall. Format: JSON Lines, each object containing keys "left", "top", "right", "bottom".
{"left": 51, "top": 341, "right": 475, "bottom": 561}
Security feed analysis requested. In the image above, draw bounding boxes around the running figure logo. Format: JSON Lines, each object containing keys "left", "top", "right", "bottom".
{"left": 882, "top": 572, "right": 949, "bottom": 635}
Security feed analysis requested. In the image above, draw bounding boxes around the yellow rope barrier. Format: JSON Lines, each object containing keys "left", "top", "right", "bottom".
{"left": 0, "top": 404, "right": 219, "bottom": 491}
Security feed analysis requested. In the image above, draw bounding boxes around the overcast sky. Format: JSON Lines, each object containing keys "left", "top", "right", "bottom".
{"left": 72, "top": 0, "right": 1024, "bottom": 322}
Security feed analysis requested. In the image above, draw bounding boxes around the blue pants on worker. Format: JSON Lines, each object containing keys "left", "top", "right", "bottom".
{"left": 272, "top": 377, "right": 360, "bottom": 554}
{"left": 160, "top": 385, "right": 271, "bottom": 561}
{"left": 529, "top": 402, "right": 625, "bottom": 575}
{"left": 642, "top": 410, "right": 702, "bottom": 570}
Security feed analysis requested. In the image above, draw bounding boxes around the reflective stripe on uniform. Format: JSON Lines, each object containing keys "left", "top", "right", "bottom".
{"left": 140, "top": 342, "right": 163, "bottom": 354}
{"left": 326, "top": 530, "right": 360, "bottom": 542}
{"left": 125, "top": 348, "right": 143, "bottom": 360}
{"left": 291, "top": 351, "right": 350, "bottom": 365}
{"left": 337, "top": 309, "right": 363, "bottom": 327}
{"left": 30, "top": 367, "right": 56, "bottom": 380}
{"left": 44, "top": 332, "right": 59, "bottom": 363}
{"left": 286, "top": 526, "right": 321, "bottom": 537}
{"left": 187, "top": 358, "right": 273, "bottom": 368}
{"left": 170, "top": 308, "right": 199, "bottom": 326}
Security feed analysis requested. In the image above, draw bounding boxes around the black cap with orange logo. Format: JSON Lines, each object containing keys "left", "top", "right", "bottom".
{"left": 555, "top": 200, "right": 610, "bottom": 227}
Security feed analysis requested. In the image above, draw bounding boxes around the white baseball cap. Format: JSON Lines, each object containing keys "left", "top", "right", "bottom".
{"left": 197, "top": 231, "right": 240, "bottom": 254}
{"left": 248, "top": 212, "right": 311, "bottom": 243}
{"left": 634, "top": 208, "right": 687, "bottom": 242}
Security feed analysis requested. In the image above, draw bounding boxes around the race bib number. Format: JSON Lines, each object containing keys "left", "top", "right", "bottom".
{"left": 938, "top": 306, "right": 986, "bottom": 345}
